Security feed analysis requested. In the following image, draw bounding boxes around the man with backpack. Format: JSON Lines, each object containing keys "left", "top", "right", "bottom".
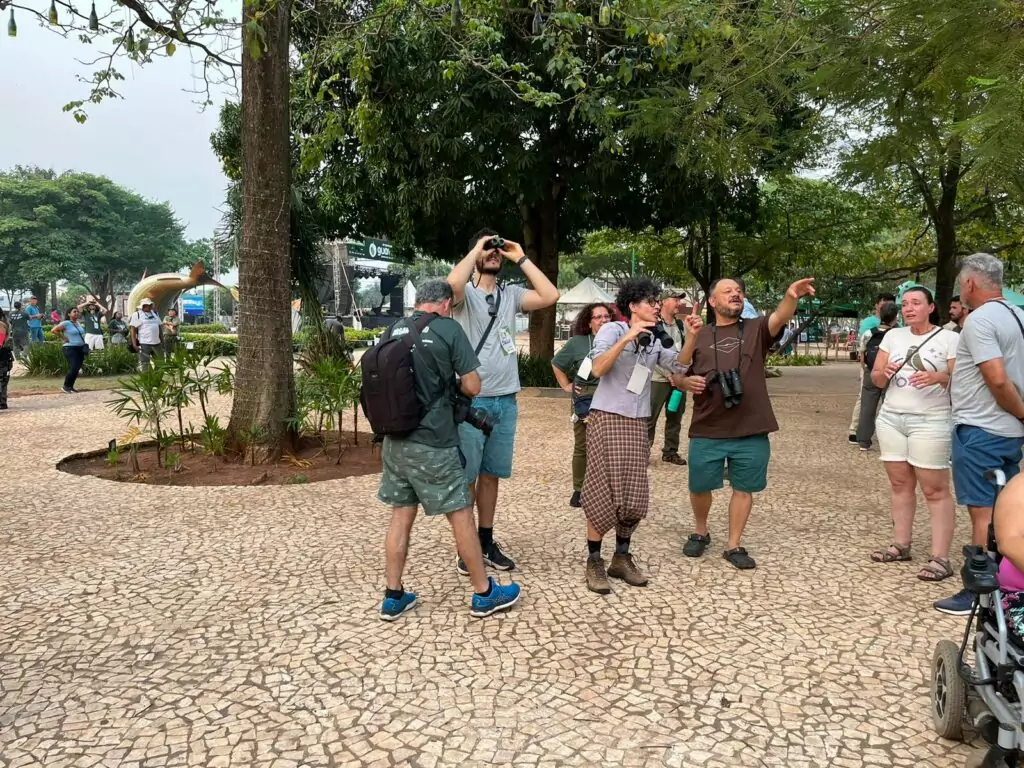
{"left": 854, "top": 301, "right": 899, "bottom": 450}
{"left": 362, "top": 279, "right": 522, "bottom": 621}
{"left": 848, "top": 292, "right": 897, "bottom": 443}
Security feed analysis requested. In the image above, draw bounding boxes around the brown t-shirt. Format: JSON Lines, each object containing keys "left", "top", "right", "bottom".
{"left": 688, "top": 316, "right": 779, "bottom": 439}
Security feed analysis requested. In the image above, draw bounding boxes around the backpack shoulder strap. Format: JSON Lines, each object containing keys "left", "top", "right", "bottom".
{"left": 402, "top": 313, "right": 444, "bottom": 380}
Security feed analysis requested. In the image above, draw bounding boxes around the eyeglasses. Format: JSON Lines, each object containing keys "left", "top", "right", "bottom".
{"left": 485, "top": 294, "right": 497, "bottom": 318}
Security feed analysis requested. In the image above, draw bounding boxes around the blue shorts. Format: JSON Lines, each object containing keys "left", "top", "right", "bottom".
{"left": 951, "top": 425, "right": 1024, "bottom": 507}
{"left": 459, "top": 394, "right": 518, "bottom": 484}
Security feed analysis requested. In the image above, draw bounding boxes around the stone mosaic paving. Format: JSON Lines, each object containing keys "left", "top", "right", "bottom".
{"left": 0, "top": 366, "right": 976, "bottom": 767}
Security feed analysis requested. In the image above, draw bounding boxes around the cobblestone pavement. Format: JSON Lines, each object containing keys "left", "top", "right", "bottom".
{"left": 1, "top": 366, "right": 975, "bottom": 767}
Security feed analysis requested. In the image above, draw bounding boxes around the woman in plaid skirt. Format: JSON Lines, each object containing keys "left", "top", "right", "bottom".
{"left": 582, "top": 278, "right": 693, "bottom": 594}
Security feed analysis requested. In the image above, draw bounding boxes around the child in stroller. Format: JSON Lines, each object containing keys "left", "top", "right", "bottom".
{"left": 932, "top": 469, "right": 1024, "bottom": 767}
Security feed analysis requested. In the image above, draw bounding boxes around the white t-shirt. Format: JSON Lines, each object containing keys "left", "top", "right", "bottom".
{"left": 130, "top": 310, "right": 163, "bottom": 345}
{"left": 879, "top": 326, "right": 960, "bottom": 414}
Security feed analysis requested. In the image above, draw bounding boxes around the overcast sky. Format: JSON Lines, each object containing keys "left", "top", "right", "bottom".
{"left": 0, "top": 12, "right": 237, "bottom": 242}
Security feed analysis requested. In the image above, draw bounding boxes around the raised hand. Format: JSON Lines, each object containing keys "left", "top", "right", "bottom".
{"left": 786, "top": 278, "right": 816, "bottom": 300}
{"left": 683, "top": 300, "right": 703, "bottom": 333}
{"left": 503, "top": 240, "right": 526, "bottom": 262}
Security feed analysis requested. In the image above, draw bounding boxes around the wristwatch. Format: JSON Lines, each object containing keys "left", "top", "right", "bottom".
{"left": 515, "top": 256, "right": 530, "bottom": 267}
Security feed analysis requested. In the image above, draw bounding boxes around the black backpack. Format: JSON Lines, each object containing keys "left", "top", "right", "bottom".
{"left": 863, "top": 327, "right": 888, "bottom": 371}
{"left": 360, "top": 313, "right": 441, "bottom": 437}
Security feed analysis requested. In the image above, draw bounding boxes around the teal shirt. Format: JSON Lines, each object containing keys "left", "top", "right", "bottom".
{"left": 401, "top": 311, "right": 480, "bottom": 448}
{"left": 858, "top": 316, "right": 880, "bottom": 335}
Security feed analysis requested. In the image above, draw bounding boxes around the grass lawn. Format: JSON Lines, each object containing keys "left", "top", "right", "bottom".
{"left": 7, "top": 375, "right": 129, "bottom": 396}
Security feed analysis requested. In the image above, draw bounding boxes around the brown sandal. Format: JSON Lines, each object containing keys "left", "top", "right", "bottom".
{"left": 917, "top": 557, "right": 954, "bottom": 582}
{"left": 871, "top": 543, "right": 912, "bottom": 563}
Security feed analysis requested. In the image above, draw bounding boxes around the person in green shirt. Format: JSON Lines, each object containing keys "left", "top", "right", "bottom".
{"left": 163, "top": 308, "right": 182, "bottom": 355}
{"left": 79, "top": 298, "right": 108, "bottom": 351}
{"left": 376, "top": 279, "right": 522, "bottom": 621}
{"left": 551, "top": 302, "right": 613, "bottom": 508}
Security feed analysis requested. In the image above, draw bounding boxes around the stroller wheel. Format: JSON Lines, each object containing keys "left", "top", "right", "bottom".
{"left": 933, "top": 639, "right": 967, "bottom": 740}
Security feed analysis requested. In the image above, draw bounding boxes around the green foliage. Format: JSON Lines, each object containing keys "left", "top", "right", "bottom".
{"left": 21, "top": 342, "right": 136, "bottom": 377}
{"left": 179, "top": 323, "right": 230, "bottom": 335}
{"left": 292, "top": 359, "right": 363, "bottom": 457}
{"left": 179, "top": 333, "right": 238, "bottom": 357}
{"left": 517, "top": 351, "right": 558, "bottom": 388}
{"left": 0, "top": 169, "right": 191, "bottom": 301}
{"left": 766, "top": 354, "right": 824, "bottom": 368}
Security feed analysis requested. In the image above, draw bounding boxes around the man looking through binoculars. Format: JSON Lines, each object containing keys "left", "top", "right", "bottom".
{"left": 675, "top": 276, "right": 815, "bottom": 569}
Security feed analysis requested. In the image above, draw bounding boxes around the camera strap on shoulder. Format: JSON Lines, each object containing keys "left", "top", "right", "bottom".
{"left": 474, "top": 286, "right": 502, "bottom": 356}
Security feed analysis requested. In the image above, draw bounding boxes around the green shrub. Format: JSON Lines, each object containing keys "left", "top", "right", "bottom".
{"left": 21, "top": 342, "right": 137, "bottom": 377}
{"left": 22, "top": 343, "right": 66, "bottom": 376}
{"left": 179, "top": 334, "right": 238, "bottom": 357}
{"left": 517, "top": 351, "right": 558, "bottom": 387}
{"left": 766, "top": 353, "right": 824, "bottom": 367}
{"left": 180, "top": 323, "right": 230, "bottom": 334}
{"left": 346, "top": 327, "right": 385, "bottom": 342}
{"left": 82, "top": 345, "right": 138, "bottom": 376}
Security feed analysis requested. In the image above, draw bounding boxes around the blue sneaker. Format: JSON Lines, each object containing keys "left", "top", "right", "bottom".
{"left": 379, "top": 591, "right": 418, "bottom": 621}
{"left": 934, "top": 589, "right": 975, "bottom": 617}
{"left": 470, "top": 578, "right": 521, "bottom": 618}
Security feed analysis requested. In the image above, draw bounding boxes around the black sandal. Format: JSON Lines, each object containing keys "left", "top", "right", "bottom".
{"left": 723, "top": 547, "right": 756, "bottom": 570}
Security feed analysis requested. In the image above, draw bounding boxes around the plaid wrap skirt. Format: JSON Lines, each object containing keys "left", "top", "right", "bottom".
{"left": 582, "top": 409, "right": 650, "bottom": 537}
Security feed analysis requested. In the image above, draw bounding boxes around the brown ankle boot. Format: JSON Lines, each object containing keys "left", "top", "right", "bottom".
{"left": 607, "top": 553, "right": 648, "bottom": 586}
{"left": 585, "top": 557, "right": 612, "bottom": 594}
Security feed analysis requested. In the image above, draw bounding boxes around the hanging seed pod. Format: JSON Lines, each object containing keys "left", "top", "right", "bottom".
{"left": 8, "top": 8, "right": 17, "bottom": 37}
{"left": 532, "top": 5, "right": 543, "bottom": 35}
{"left": 126, "top": 27, "right": 135, "bottom": 52}
{"left": 598, "top": 0, "right": 611, "bottom": 26}
{"left": 555, "top": 0, "right": 564, "bottom": 11}
{"left": 88, "top": 2, "right": 99, "bottom": 31}
{"left": 451, "top": 0, "right": 462, "bottom": 29}
{"left": 48, "top": 0, "right": 58, "bottom": 25}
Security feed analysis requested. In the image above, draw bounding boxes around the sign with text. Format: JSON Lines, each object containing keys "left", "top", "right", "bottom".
{"left": 180, "top": 294, "right": 205, "bottom": 316}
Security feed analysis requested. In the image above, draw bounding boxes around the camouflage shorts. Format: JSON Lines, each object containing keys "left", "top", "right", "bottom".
{"left": 377, "top": 439, "right": 472, "bottom": 516}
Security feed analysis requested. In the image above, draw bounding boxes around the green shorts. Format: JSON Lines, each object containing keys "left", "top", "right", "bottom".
{"left": 377, "top": 438, "right": 471, "bottom": 516}
{"left": 688, "top": 435, "right": 771, "bottom": 494}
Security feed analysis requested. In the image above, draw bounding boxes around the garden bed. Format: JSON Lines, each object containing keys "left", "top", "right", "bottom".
{"left": 57, "top": 432, "right": 381, "bottom": 486}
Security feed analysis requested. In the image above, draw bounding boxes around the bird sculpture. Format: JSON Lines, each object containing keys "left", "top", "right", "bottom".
{"left": 126, "top": 261, "right": 225, "bottom": 317}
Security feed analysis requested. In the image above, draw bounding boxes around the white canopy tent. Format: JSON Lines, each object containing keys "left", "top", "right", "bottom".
{"left": 557, "top": 277, "right": 614, "bottom": 324}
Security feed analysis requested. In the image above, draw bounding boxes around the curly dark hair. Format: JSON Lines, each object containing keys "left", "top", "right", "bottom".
{"left": 615, "top": 277, "right": 660, "bottom": 320}
{"left": 571, "top": 303, "right": 614, "bottom": 337}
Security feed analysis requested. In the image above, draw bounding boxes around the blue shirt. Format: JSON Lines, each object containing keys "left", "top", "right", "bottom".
{"left": 858, "top": 315, "right": 880, "bottom": 335}
{"left": 25, "top": 305, "right": 42, "bottom": 328}
{"left": 59, "top": 321, "right": 86, "bottom": 347}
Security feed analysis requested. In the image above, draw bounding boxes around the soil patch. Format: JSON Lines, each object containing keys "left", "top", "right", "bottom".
{"left": 58, "top": 432, "right": 382, "bottom": 486}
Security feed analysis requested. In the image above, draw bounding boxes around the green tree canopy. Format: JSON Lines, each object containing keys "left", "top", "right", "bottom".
{"left": 0, "top": 168, "right": 192, "bottom": 305}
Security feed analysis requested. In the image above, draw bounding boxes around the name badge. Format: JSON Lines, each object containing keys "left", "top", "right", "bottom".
{"left": 626, "top": 362, "right": 650, "bottom": 394}
{"left": 498, "top": 327, "right": 516, "bottom": 355}
{"left": 577, "top": 356, "right": 593, "bottom": 380}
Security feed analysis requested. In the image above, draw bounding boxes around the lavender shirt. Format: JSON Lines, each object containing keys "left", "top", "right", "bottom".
{"left": 590, "top": 321, "right": 683, "bottom": 419}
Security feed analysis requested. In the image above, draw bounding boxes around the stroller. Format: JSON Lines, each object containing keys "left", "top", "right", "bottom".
{"left": 931, "top": 469, "right": 1023, "bottom": 767}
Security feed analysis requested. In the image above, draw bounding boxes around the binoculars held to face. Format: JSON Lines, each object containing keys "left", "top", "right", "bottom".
{"left": 484, "top": 236, "right": 506, "bottom": 251}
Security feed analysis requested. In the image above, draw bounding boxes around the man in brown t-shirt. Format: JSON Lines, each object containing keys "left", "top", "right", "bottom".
{"left": 673, "top": 276, "right": 815, "bottom": 569}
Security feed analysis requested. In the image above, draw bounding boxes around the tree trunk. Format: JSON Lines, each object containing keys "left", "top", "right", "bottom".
{"left": 521, "top": 187, "right": 561, "bottom": 361}
{"left": 934, "top": 146, "right": 961, "bottom": 323}
{"left": 30, "top": 282, "right": 47, "bottom": 307}
{"left": 227, "top": 0, "right": 295, "bottom": 461}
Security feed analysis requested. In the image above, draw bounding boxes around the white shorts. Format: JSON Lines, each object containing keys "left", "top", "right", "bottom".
{"left": 85, "top": 333, "right": 105, "bottom": 351}
{"left": 875, "top": 408, "right": 952, "bottom": 470}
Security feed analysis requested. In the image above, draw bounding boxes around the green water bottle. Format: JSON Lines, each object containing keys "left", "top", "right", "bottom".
{"left": 667, "top": 389, "right": 683, "bottom": 413}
